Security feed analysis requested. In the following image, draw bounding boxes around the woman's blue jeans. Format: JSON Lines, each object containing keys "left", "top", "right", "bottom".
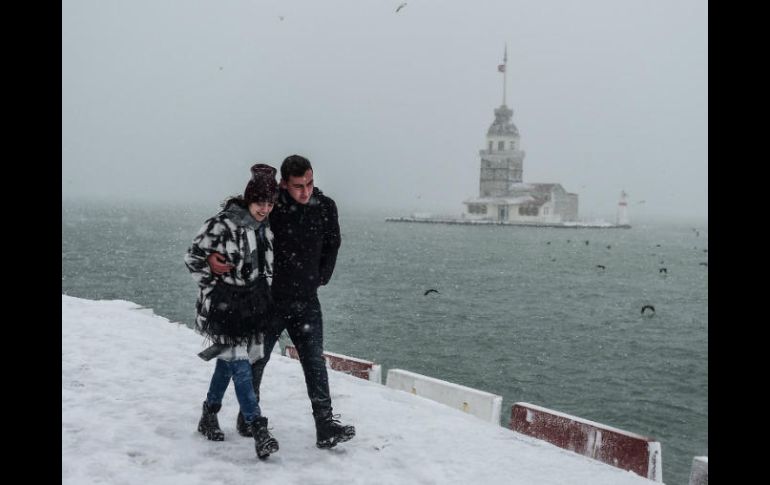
{"left": 206, "top": 358, "right": 261, "bottom": 423}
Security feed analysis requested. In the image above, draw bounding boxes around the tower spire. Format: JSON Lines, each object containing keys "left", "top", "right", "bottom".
{"left": 497, "top": 44, "right": 508, "bottom": 106}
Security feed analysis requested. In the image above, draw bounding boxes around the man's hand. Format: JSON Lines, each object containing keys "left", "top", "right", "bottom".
{"left": 207, "top": 252, "right": 234, "bottom": 275}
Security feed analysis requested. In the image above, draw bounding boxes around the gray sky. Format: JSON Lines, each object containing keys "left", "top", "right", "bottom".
{"left": 62, "top": 0, "right": 707, "bottom": 221}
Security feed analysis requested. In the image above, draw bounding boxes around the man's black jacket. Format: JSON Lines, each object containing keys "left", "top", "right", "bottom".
{"left": 269, "top": 187, "right": 341, "bottom": 301}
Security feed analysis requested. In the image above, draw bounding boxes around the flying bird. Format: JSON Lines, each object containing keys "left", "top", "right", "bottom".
{"left": 596, "top": 264, "right": 606, "bottom": 270}
{"left": 396, "top": 2, "right": 407, "bottom": 13}
{"left": 699, "top": 262, "right": 708, "bottom": 267}
{"left": 424, "top": 289, "right": 439, "bottom": 296}
{"left": 659, "top": 267, "right": 667, "bottom": 274}
{"left": 641, "top": 304, "right": 656, "bottom": 316}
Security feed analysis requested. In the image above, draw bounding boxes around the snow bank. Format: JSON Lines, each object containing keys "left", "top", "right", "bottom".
{"left": 62, "top": 295, "right": 659, "bottom": 485}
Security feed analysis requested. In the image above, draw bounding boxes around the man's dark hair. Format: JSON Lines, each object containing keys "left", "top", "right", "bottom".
{"left": 281, "top": 154, "right": 313, "bottom": 181}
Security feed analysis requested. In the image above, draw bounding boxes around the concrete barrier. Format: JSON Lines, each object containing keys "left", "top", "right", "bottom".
{"left": 284, "top": 345, "right": 382, "bottom": 383}
{"left": 385, "top": 369, "right": 502, "bottom": 424}
{"left": 509, "top": 402, "right": 662, "bottom": 482}
{"left": 688, "top": 456, "right": 707, "bottom": 485}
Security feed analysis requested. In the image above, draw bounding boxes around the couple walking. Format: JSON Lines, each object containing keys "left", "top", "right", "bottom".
{"left": 184, "top": 154, "right": 354, "bottom": 460}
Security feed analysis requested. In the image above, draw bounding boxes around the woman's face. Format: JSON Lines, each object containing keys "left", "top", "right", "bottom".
{"left": 248, "top": 201, "right": 274, "bottom": 221}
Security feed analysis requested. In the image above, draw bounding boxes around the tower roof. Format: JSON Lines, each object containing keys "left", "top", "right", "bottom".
{"left": 487, "top": 105, "right": 519, "bottom": 137}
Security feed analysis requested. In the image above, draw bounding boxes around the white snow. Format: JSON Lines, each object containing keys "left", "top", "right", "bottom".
{"left": 509, "top": 183, "right": 536, "bottom": 191}
{"left": 62, "top": 295, "right": 659, "bottom": 485}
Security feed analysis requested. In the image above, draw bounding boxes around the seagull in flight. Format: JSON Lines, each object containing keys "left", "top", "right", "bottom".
{"left": 396, "top": 2, "right": 407, "bottom": 13}
{"left": 424, "top": 289, "right": 439, "bottom": 296}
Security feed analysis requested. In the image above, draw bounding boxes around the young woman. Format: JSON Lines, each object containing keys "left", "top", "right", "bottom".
{"left": 184, "top": 163, "right": 280, "bottom": 460}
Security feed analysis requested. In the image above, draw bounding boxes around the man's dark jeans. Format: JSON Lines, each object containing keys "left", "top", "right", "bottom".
{"left": 251, "top": 296, "right": 331, "bottom": 416}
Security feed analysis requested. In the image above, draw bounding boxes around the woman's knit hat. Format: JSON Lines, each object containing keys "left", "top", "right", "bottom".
{"left": 244, "top": 163, "right": 278, "bottom": 203}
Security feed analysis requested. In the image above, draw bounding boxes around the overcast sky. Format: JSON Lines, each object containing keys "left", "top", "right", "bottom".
{"left": 62, "top": 0, "right": 707, "bottom": 221}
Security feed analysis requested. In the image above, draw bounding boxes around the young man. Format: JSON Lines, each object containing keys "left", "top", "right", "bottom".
{"left": 212, "top": 155, "right": 355, "bottom": 449}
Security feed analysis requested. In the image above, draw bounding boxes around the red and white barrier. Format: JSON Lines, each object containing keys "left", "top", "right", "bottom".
{"left": 386, "top": 369, "right": 503, "bottom": 424}
{"left": 509, "top": 402, "right": 662, "bottom": 482}
{"left": 284, "top": 345, "right": 382, "bottom": 383}
{"left": 688, "top": 456, "right": 707, "bottom": 485}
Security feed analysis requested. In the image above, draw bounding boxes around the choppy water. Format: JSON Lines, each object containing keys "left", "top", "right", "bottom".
{"left": 62, "top": 199, "right": 707, "bottom": 484}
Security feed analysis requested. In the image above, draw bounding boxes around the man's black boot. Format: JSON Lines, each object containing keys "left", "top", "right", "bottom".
{"left": 197, "top": 401, "right": 225, "bottom": 441}
{"left": 314, "top": 412, "right": 355, "bottom": 449}
{"left": 251, "top": 416, "right": 279, "bottom": 459}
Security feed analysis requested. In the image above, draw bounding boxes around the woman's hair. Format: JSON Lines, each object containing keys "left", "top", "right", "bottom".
{"left": 220, "top": 195, "right": 247, "bottom": 209}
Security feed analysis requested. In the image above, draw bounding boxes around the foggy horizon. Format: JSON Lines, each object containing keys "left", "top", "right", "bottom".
{"left": 63, "top": 0, "right": 707, "bottom": 222}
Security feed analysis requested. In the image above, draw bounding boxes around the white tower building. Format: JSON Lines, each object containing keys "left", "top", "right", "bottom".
{"left": 463, "top": 45, "right": 578, "bottom": 223}
{"left": 479, "top": 45, "right": 525, "bottom": 199}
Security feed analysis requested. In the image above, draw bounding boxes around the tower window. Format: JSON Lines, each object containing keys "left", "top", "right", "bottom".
{"left": 498, "top": 141, "right": 505, "bottom": 151}
{"left": 488, "top": 141, "right": 493, "bottom": 152}
{"left": 468, "top": 204, "right": 487, "bottom": 215}
{"left": 519, "top": 205, "right": 539, "bottom": 216}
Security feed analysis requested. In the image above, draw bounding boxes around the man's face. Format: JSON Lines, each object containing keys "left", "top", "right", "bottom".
{"left": 281, "top": 169, "right": 314, "bottom": 205}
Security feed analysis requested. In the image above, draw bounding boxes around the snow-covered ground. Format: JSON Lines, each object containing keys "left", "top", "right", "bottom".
{"left": 62, "top": 295, "right": 659, "bottom": 484}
